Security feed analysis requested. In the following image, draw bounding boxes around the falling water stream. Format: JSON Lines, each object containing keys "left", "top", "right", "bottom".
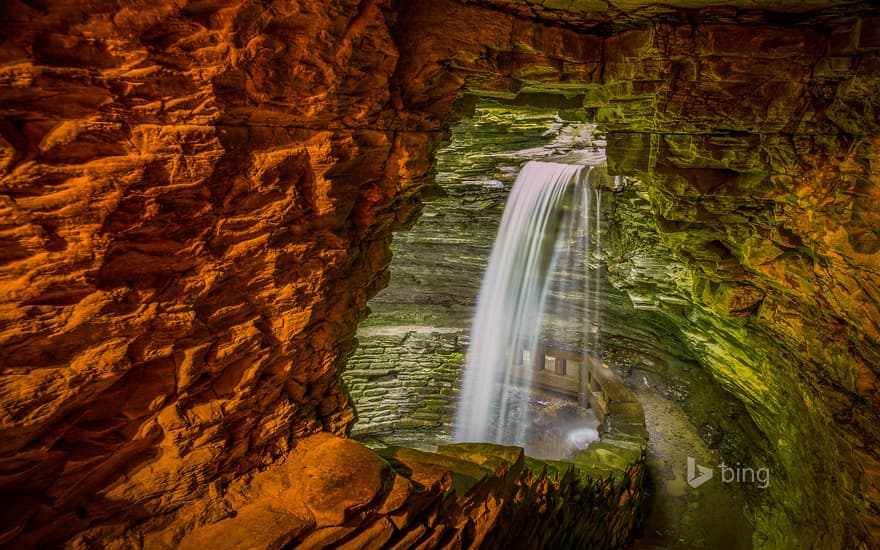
{"left": 454, "top": 160, "right": 610, "bottom": 450}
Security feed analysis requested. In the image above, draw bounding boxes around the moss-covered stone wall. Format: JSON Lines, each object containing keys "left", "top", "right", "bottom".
{"left": 345, "top": 331, "right": 463, "bottom": 440}
{"left": 343, "top": 104, "right": 598, "bottom": 443}
{"left": 387, "top": 5, "right": 880, "bottom": 545}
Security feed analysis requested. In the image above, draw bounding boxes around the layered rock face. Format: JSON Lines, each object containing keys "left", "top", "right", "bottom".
{"left": 1, "top": 0, "right": 879, "bottom": 548}
{"left": 172, "top": 435, "right": 646, "bottom": 550}
{"left": 344, "top": 105, "right": 599, "bottom": 441}
{"left": 390, "top": 3, "right": 880, "bottom": 547}
{"left": 0, "top": 0, "right": 411, "bottom": 544}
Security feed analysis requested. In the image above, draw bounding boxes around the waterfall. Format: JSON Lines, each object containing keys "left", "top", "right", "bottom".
{"left": 454, "top": 160, "right": 604, "bottom": 444}
{"left": 594, "top": 187, "right": 602, "bottom": 354}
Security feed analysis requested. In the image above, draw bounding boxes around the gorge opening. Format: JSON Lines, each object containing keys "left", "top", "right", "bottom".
{"left": 2, "top": 1, "right": 879, "bottom": 548}
{"left": 344, "top": 100, "right": 758, "bottom": 547}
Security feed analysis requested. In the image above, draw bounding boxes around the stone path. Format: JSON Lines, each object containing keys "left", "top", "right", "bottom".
{"left": 626, "top": 378, "right": 754, "bottom": 549}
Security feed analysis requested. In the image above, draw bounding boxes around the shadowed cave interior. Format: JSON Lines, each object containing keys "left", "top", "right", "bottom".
{"left": 1, "top": 0, "right": 880, "bottom": 549}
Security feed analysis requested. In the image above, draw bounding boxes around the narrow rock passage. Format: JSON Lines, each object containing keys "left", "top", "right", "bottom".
{"left": 626, "top": 377, "right": 754, "bottom": 549}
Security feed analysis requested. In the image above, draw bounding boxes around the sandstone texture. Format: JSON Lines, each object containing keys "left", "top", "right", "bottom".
{"left": 63, "top": 429, "right": 646, "bottom": 550}
{"left": 0, "top": 0, "right": 879, "bottom": 548}
{"left": 0, "top": 0, "right": 408, "bottom": 545}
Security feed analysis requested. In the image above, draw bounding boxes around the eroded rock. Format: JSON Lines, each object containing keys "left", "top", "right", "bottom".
{"left": 0, "top": 0, "right": 878, "bottom": 547}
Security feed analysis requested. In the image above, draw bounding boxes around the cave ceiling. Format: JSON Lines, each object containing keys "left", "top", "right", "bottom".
{"left": 460, "top": 0, "right": 880, "bottom": 30}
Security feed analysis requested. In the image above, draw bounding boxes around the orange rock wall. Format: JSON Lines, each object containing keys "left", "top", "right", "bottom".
{"left": 162, "top": 435, "right": 646, "bottom": 550}
{"left": 0, "top": 0, "right": 415, "bottom": 544}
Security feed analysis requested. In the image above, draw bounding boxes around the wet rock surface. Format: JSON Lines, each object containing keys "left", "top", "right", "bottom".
{"left": 104, "top": 433, "right": 647, "bottom": 550}
{"left": 344, "top": 105, "right": 598, "bottom": 443}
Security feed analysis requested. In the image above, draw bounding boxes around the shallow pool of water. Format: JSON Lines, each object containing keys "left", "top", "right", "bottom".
{"left": 484, "top": 385, "right": 601, "bottom": 460}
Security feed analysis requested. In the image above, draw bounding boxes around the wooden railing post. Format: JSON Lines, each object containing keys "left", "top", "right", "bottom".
{"left": 533, "top": 343, "right": 546, "bottom": 371}
{"left": 578, "top": 358, "right": 588, "bottom": 408}
{"left": 555, "top": 357, "right": 567, "bottom": 375}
